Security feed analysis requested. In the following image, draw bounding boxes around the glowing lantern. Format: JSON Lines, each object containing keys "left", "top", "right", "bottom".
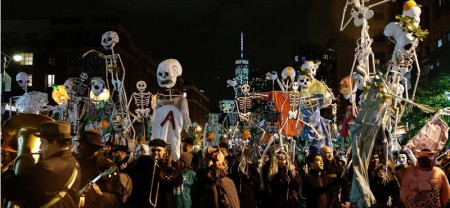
{"left": 242, "top": 129, "right": 250, "bottom": 140}
{"left": 339, "top": 76, "right": 353, "bottom": 95}
{"left": 206, "top": 131, "right": 215, "bottom": 142}
{"left": 101, "top": 119, "right": 109, "bottom": 130}
{"left": 52, "top": 85, "right": 70, "bottom": 104}
{"left": 89, "top": 89, "right": 110, "bottom": 102}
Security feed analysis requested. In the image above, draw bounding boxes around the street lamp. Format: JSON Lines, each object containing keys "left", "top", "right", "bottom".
{"left": 1, "top": 52, "right": 22, "bottom": 125}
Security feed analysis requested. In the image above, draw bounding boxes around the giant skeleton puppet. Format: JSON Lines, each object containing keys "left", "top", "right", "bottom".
{"left": 384, "top": 0, "right": 426, "bottom": 140}
{"left": 296, "top": 61, "right": 333, "bottom": 152}
{"left": 82, "top": 31, "right": 135, "bottom": 148}
{"left": 203, "top": 113, "right": 223, "bottom": 146}
{"left": 127, "top": 80, "right": 153, "bottom": 140}
{"left": 14, "top": 72, "right": 50, "bottom": 114}
{"left": 339, "top": 0, "right": 404, "bottom": 207}
{"left": 151, "top": 59, "right": 191, "bottom": 161}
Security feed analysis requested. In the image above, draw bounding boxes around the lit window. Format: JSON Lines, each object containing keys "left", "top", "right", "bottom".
{"left": 447, "top": 32, "right": 450, "bottom": 41}
{"left": 437, "top": 39, "right": 443, "bottom": 48}
{"left": 47, "top": 74, "right": 55, "bottom": 87}
{"left": 28, "top": 74, "right": 33, "bottom": 87}
{"left": 19, "top": 53, "right": 33, "bottom": 65}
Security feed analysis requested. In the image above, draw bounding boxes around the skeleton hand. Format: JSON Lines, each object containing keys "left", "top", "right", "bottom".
{"left": 226, "top": 78, "right": 238, "bottom": 88}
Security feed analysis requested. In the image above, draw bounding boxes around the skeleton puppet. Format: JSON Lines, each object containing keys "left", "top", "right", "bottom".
{"left": 151, "top": 59, "right": 191, "bottom": 161}
{"left": 16, "top": 72, "right": 29, "bottom": 93}
{"left": 203, "top": 113, "right": 223, "bottom": 146}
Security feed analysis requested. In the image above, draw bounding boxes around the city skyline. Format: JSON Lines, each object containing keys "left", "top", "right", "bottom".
{"left": 2, "top": 0, "right": 339, "bottom": 105}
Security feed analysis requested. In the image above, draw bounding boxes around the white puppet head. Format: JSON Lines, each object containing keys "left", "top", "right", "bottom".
{"left": 91, "top": 77, "right": 106, "bottom": 96}
{"left": 298, "top": 74, "right": 311, "bottom": 89}
{"left": 301, "top": 60, "right": 321, "bottom": 78}
{"left": 402, "top": 0, "right": 421, "bottom": 27}
{"left": 281, "top": 67, "right": 296, "bottom": 83}
{"left": 16, "top": 72, "right": 29, "bottom": 90}
{"left": 80, "top": 72, "right": 89, "bottom": 82}
{"left": 209, "top": 113, "right": 220, "bottom": 124}
{"left": 220, "top": 101, "right": 235, "bottom": 113}
{"left": 384, "top": 22, "right": 419, "bottom": 63}
{"left": 241, "top": 84, "right": 251, "bottom": 95}
{"left": 292, "top": 82, "right": 299, "bottom": 92}
{"left": 64, "top": 78, "right": 74, "bottom": 94}
{"left": 157, "top": 59, "right": 182, "bottom": 89}
{"left": 101, "top": 31, "right": 120, "bottom": 50}
{"left": 265, "top": 71, "right": 278, "bottom": 81}
{"left": 136, "top": 80, "right": 147, "bottom": 92}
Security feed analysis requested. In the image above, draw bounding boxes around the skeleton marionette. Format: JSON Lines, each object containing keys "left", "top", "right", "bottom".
{"left": 220, "top": 101, "right": 239, "bottom": 137}
{"left": 73, "top": 72, "right": 89, "bottom": 97}
{"left": 236, "top": 84, "right": 267, "bottom": 125}
{"left": 151, "top": 59, "right": 191, "bottom": 161}
{"left": 128, "top": 80, "right": 153, "bottom": 122}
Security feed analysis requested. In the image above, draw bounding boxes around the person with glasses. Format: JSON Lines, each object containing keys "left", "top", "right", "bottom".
{"left": 127, "top": 138, "right": 182, "bottom": 208}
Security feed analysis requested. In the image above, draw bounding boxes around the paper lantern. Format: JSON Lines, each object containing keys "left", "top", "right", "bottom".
{"left": 242, "top": 129, "right": 251, "bottom": 140}
{"left": 52, "top": 85, "right": 70, "bottom": 104}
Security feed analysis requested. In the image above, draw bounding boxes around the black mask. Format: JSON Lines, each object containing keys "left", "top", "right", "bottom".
{"left": 418, "top": 156, "right": 433, "bottom": 168}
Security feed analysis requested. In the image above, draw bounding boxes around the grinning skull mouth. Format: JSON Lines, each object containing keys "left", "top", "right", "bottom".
{"left": 160, "top": 80, "right": 173, "bottom": 85}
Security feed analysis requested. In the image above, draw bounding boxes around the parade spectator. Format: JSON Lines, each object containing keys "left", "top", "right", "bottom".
{"left": 400, "top": 148, "right": 450, "bottom": 208}
{"left": 368, "top": 151, "right": 398, "bottom": 207}
{"left": 191, "top": 145, "right": 240, "bottom": 208}
{"left": 113, "top": 145, "right": 133, "bottom": 172}
{"left": 320, "top": 146, "right": 350, "bottom": 208}
{"left": 265, "top": 150, "right": 300, "bottom": 208}
{"left": 76, "top": 130, "right": 124, "bottom": 208}
{"left": 302, "top": 152, "right": 341, "bottom": 208}
{"left": 2, "top": 121, "right": 81, "bottom": 207}
{"left": 128, "top": 138, "right": 183, "bottom": 208}
{"left": 174, "top": 152, "right": 196, "bottom": 208}
{"left": 103, "top": 141, "right": 115, "bottom": 160}
{"left": 183, "top": 137, "right": 200, "bottom": 172}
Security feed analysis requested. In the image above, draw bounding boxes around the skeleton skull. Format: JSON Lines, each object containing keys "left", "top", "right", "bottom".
{"left": 267, "top": 100, "right": 276, "bottom": 110}
{"left": 384, "top": 22, "right": 419, "bottom": 63}
{"left": 281, "top": 67, "right": 296, "bottom": 82}
{"left": 112, "top": 115, "right": 123, "bottom": 131}
{"left": 80, "top": 72, "right": 89, "bottom": 82}
{"left": 292, "top": 82, "right": 299, "bottom": 92}
{"left": 298, "top": 75, "right": 311, "bottom": 88}
{"left": 241, "top": 84, "right": 251, "bottom": 95}
{"left": 156, "top": 59, "right": 182, "bottom": 89}
{"left": 16, "top": 72, "right": 29, "bottom": 89}
{"left": 91, "top": 77, "right": 106, "bottom": 96}
{"left": 101, "top": 31, "right": 120, "bottom": 50}
{"left": 64, "top": 78, "right": 74, "bottom": 94}
{"left": 301, "top": 60, "right": 321, "bottom": 78}
{"left": 210, "top": 113, "right": 220, "bottom": 124}
{"left": 136, "top": 81, "right": 147, "bottom": 92}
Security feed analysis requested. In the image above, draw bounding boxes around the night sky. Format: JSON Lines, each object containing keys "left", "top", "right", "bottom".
{"left": 2, "top": 0, "right": 339, "bottom": 106}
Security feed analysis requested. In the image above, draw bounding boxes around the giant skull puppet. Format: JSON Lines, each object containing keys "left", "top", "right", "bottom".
{"left": 101, "top": 31, "right": 120, "bottom": 50}
{"left": 157, "top": 59, "right": 182, "bottom": 89}
{"left": 300, "top": 60, "right": 321, "bottom": 79}
{"left": 91, "top": 77, "right": 106, "bottom": 97}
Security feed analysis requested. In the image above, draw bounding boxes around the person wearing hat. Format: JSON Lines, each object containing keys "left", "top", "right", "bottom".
{"left": 113, "top": 145, "right": 133, "bottom": 172}
{"left": 75, "top": 130, "right": 124, "bottom": 208}
{"left": 2, "top": 121, "right": 81, "bottom": 207}
{"left": 400, "top": 148, "right": 450, "bottom": 207}
{"left": 127, "top": 138, "right": 183, "bottom": 208}
{"left": 174, "top": 152, "right": 196, "bottom": 208}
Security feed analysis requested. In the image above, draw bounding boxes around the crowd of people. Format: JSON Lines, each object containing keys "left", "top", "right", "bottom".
{"left": 1, "top": 120, "right": 450, "bottom": 208}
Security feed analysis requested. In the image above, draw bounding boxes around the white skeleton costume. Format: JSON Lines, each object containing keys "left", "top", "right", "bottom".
{"left": 128, "top": 80, "right": 153, "bottom": 123}
{"left": 151, "top": 59, "right": 191, "bottom": 161}
{"left": 203, "top": 113, "right": 223, "bottom": 146}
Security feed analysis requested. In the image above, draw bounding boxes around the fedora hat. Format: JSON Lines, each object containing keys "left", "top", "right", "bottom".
{"left": 34, "top": 121, "right": 76, "bottom": 140}
{"left": 75, "top": 130, "right": 104, "bottom": 147}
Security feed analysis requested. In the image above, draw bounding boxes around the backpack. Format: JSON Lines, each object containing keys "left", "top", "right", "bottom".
{"left": 118, "top": 172, "right": 133, "bottom": 203}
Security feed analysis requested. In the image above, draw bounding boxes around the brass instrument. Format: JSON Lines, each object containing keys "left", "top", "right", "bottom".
{"left": 2, "top": 113, "right": 54, "bottom": 208}
{"left": 148, "top": 155, "right": 160, "bottom": 208}
{"left": 159, "top": 144, "right": 182, "bottom": 186}
{"left": 2, "top": 157, "right": 17, "bottom": 173}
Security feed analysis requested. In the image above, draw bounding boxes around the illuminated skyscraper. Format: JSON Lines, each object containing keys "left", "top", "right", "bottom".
{"left": 234, "top": 32, "right": 249, "bottom": 98}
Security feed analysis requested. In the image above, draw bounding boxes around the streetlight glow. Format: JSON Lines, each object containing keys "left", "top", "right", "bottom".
{"left": 13, "top": 54, "right": 23, "bottom": 62}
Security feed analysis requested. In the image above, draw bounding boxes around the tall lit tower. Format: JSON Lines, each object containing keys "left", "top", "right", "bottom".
{"left": 234, "top": 32, "right": 249, "bottom": 98}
